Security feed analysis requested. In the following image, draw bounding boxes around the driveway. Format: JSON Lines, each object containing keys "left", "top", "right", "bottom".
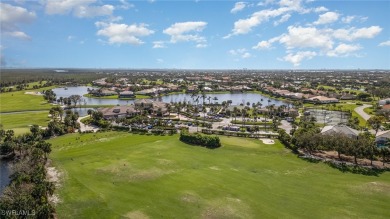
{"left": 354, "top": 104, "right": 372, "bottom": 121}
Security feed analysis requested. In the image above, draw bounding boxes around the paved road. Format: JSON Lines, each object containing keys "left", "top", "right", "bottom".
{"left": 354, "top": 104, "right": 372, "bottom": 121}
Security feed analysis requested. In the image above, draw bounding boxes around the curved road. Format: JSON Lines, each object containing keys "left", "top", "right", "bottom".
{"left": 354, "top": 104, "right": 372, "bottom": 121}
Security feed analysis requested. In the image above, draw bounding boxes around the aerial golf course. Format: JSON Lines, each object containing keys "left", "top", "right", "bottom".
{"left": 48, "top": 132, "right": 390, "bottom": 219}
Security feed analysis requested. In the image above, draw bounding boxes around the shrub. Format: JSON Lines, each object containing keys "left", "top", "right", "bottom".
{"left": 179, "top": 131, "right": 221, "bottom": 149}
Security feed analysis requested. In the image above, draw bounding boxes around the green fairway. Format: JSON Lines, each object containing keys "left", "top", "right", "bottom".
{"left": 48, "top": 132, "right": 390, "bottom": 219}
{"left": 0, "top": 88, "right": 56, "bottom": 112}
{"left": 0, "top": 111, "right": 50, "bottom": 135}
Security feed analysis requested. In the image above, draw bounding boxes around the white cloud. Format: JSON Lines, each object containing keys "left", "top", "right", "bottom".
{"left": 341, "top": 15, "right": 355, "bottom": 24}
{"left": 253, "top": 40, "right": 272, "bottom": 50}
{"left": 279, "top": 26, "right": 333, "bottom": 50}
{"left": 225, "top": 0, "right": 305, "bottom": 37}
{"left": 196, "top": 43, "right": 208, "bottom": 48}
{"left": 153, "top": 41, "right": 166, "bottom": 48}
{"left": 74, "top": 4, "right": 114, "bottom": 18}
{"left": 6, "top": 31, "right": 31, "bottom": 40}
{"left": 279, "top": 0, "right": 302, "bottom": 9}
{"left": 274, "top": 13, "right": 291, "bottom": 26}
{"left": 258, "top": 0, "right": 275, "bottom": 6}
{"left": 333, "top": 26, "right": 382, "bottom": 41}
{"left": 0, "top": 3, "right": 35, "bottom": 40}
{"left": 314, "top": 6, "right": 328, "bottom": 13}
{"left": 313, "top": 11, "right": 339, "bottom": 25}
{"left": 242, "top": 52, "right": 252, "bottom": 58}
{"left": 379, "top": 40, "right": 390, "bottom": 47}
{"left": 45, "top": 0, "right": 114, "bottom": 18}
{"left": 156, "top": 58, "right": 163, "bottom": 63}
{"left": 163, "top": 21, "right": 207, "bottom": 43}
{"left": 231, "top": 2, "right": 246, "bottom": 14}
{"left": 229, "top": 48, "right": 252, "bottom": 59}
{"left": 118, "top": 0, "right": 134, "bottom": 10}
{"left": 67, "top": 35, "right": 75, "bottom": 41}
{"left": 283, "top": 51, "right": 316, "bottom": 66}
{"left": 327, "top": 43, "right": 362, "bottom": 57}
{"left": 96, "top": 22, "right": 154, "bottom": 45}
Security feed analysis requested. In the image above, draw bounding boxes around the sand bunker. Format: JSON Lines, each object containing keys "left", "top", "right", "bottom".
{"left": 25, "top": 91, "right": 43, "bottom": 95}
{"left": 260, "top": 138, "right": 275, "bottom": 144}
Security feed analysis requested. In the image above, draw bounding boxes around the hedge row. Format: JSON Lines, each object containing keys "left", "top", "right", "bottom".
{"left": 179, "top": 131, "right": 221, "bottom": 149}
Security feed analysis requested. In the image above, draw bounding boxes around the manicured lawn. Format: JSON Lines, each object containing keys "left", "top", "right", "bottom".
{"left": 364, "top": 106, "right": 374, "bottom": 115}
{"left": 0, "top": 111, "right": 50, "bottom": 135}
{"left": 49, "top": 132, "right": 390, "bottom": 219}
{"left": 0, "top": 87, "right": 56, "bottom": 112}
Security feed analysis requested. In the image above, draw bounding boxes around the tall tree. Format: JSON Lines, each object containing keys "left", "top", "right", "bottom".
{"left": 367, "top": 115, "right": 385, "bottom": 135}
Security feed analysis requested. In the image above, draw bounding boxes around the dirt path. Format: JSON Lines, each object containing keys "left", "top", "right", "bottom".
{"left": 354, "top": 104, "right": 372, "bottom": 121}
{"left": 77, "top": 116, "right": 99, "bottom": 132}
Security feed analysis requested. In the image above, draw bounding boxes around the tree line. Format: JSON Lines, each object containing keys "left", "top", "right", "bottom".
{"left": 0, "top": 126, "right": 56, "bottom": 218}
{"left": 278, "top": 118, "right": 390, "bottom": 167}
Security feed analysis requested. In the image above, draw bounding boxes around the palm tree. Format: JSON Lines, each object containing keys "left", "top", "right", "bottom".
{"left": 213, "top": 97, "right": 218, "bottom": 104}
{"left": 202, "top": 105, "right": 207, "bottom": 123}
{"left": 87, "top": 109, "right": 93, "bottom": 118}
{"left": 233, "top": 106, "right": 239, "bottom": 122}
{"left": 241, "top": 108, "right": 247, "bottom": 128}
{"left": 167, "top": 104, "right": 171, "bottom": 117}
{"left": 367, "top": 115, "right": 385, "bottom": 135}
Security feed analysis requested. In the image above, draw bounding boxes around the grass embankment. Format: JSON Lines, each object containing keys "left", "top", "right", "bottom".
{"left": 49, "top": 132, "right": 390, "bottom": 218}
{"left": 0, "top": 111, "right": 50, "bottom": 135}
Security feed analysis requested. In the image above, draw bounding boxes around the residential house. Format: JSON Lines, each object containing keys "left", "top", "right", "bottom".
{"left": 307, "top": 96, "right": 339, "bottom": 104}
{"left": 119, "top": 91, "right": 135, "bottom": 98}
{"left": 340, "top": 94, "right": 357, "bottom": 100}
{"left": 376, "top": 130, "right": 390, "bottom": 147}
{"left": 321, "top": 125, "right": 359, "bottom": 139}
{"left": 379, "top": 98, "right": 390, "bottom": 106}
{"left": 99, "top": 105, "right": 139, "bottom": 119}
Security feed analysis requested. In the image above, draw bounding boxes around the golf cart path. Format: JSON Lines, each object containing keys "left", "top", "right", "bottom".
{"left": 354, "top": 104, "right": 372, "bottom": 121}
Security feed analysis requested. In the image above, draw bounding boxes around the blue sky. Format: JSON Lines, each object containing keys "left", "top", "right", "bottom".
{"left": 1, "top": 0, "right": 389, "bottom": 69}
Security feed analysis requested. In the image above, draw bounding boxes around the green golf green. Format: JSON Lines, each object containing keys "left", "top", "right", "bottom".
{"left": 48, "top": 132, "right": 390, "bottom": 218}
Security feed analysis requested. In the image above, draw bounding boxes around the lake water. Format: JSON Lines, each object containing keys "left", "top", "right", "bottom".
{"left": 53, "top": 86, "right": 287, "bottom": 106}
{"left": 0, "top": 160, "right": 10, "bottom": 195}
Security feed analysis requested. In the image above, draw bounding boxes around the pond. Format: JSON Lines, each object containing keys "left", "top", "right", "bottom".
{"left": 0, "top": 160, "right": 10, "bottom": 195}
{"left": 53, "top": 86, "right": 288, "bottom": 106}
{"left": 65, "top": 107, "right": 95, "bottom": 117}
